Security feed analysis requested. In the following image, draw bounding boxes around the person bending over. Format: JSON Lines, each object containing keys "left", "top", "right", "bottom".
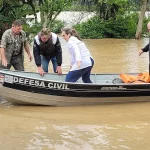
{"left": 33, "top": 28, "right": 62, "bottom": 76}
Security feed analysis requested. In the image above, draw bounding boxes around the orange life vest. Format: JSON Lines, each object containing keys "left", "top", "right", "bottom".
{"left": 120, "top": 72, "right": 150, "bottom": 83}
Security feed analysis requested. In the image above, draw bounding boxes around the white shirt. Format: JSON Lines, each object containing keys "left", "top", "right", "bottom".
{"left": 67, "top": 36, "right": 93, "bottom": 71}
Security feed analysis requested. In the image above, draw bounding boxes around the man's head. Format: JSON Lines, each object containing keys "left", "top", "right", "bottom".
{"left": 11, "top": 19, "right": 23, "bottom": 34}
{"left": 40, "top": 28, "right": 51, "bottom": 43}
{"left": 147, "top": 22, "right": 150, "bottom": 32}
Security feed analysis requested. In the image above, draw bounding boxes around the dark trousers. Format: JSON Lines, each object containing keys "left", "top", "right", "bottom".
{"left": 65, "top": 58, "right": 94, "bottom": 83}
{"left": 0, "top": 55, "right": 24, "bottom": 71}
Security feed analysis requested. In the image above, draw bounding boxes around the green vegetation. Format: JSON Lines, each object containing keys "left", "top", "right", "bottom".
{"left": 0, "top": 0, "right": 150, "bottom": 40}
{"left": 74, "top": 13, "right": 150, "bottom": 39}
{"left": 74, "top": 13, "right": 141, "bottom": 39}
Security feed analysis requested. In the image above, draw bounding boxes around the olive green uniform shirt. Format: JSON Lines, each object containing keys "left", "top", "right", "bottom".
{"left": 0, "top": 29, "right": 26, "bottom": 64}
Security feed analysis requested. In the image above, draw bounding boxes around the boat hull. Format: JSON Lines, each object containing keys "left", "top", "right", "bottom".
{"left": 1, "top": 86, "right": 150, "bottom": 106}
{"left": 1, "top": 69, "right": 150, "bottom": 106}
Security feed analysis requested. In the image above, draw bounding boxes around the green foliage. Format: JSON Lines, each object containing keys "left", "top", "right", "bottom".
{"left": 50, "top": 20, "right": 65, "bottom": 33}
{"left": 106, "top": 0, "right": 128, "bottom": 5}
{"left": 23, "top": 22, "right": 41, "bottom": 34}
{"left": 12, "top": 4, "right": 34, "bottom": 19}
{"left": 0, "top": 13, "right": 13, "bottom": 22}
{"left": 74, "top": 17, "right": 104, "bottom": 39}
{"left": 141, "top": 16, "right": 150, "bottom": 37}
{"left": 23, "top": 19, "right": 65, "bottom": 43}
{"left": 0, "top": 0, "right": 148, "bottom": 40}
{"left": 74, "top": 12, "right": 139, "bottom": 39}
{"left": 0, "top": 12, "right": 14, "bottom": 38}
{"left": 67, "top": 1, "right": 96, "bottom": 11}
{"left": 0, "top": 0, "right": 36, "bottom": 38}
{"left": 103, "top": 13, "right": 138, "bottom": 38}
{"left": 38, "top": 0, "right": 72, "bottom": 26}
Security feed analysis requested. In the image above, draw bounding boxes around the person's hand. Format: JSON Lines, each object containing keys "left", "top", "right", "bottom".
{"left": 77, "top": 61, "right": 81, "bottom": 69}
{"left": 2, "top": 57, "right": 7, "bottom": 67}
{"left": 56, "top": 66, "right": 62, "bottom": 75}
{"left": 28, "top": 54, "right": 32, "bottom": 62}
{"left": 37, "top": 66, "right": 45, "bottom": 76}
{"left": 139, "top": 49, "right": 144, "bottom": 56}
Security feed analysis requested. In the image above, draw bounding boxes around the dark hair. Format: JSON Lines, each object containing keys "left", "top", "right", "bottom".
{"left": 62, "top": 28, "right": 81, "bottom": 40}
{"left": 12, "top": 19, "right": 23, "bottom": 26}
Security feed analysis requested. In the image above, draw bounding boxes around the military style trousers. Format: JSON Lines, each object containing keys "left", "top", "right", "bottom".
{"left": 0, "top": 54, "right": 24, "bottom": 71}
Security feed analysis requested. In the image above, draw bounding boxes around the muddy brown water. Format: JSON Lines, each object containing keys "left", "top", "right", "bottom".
{"left": 0, "top": 37, "right": 150, "bottom": 150}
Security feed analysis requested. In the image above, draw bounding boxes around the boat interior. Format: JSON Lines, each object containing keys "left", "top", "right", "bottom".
{"left": 0, "top": 70, "right": 140, "bottom": 84}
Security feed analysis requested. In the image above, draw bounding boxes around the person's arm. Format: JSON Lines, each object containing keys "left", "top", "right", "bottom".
{"left": 139, "top": 44, "right": 149, "bottom": 56}
{"left": 0, "top": 47, "right": 7, "bottom": 66}
{"left": 55, "top": 37, "right": 62, "bottom": 74}
{"left": 69, "top": 41, "right": 82, "bottom": 68}
{"left": 142, "top": 44, "right": 149, "bottom": 52}
{"left": 33, "top": 39, "right": 45, "bottom": 76}
{"left": 24, "top": 41, "right": 32, "bottom": 61}
{"left": 0, "top": 31, "right": 8, "bottom": 66}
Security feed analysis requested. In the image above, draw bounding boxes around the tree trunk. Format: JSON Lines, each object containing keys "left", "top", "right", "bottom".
{"left": 41, "top": 12, "right": 48, "bottom": 27}
{"left": 135, "top": 0, "right": 148, "bottom": 39}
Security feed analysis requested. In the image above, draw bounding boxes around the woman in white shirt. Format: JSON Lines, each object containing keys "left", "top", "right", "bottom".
{"left": 61, "top": 28, "right": 94, "bottom": 83}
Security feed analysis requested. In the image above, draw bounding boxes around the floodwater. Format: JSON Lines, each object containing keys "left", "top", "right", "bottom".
{"left": 0, "top": 37, "right": 150, "bottom": 150}
{"left": 24, "top": 37, "right": 149, "bottom": 74}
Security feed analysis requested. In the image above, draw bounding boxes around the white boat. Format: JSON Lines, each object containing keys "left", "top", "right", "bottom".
{"left": 0, "top": 69, "right": 150, "bottom": 106}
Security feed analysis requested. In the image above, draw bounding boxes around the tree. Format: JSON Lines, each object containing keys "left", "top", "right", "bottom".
{"left": 38, "top": 0, "right": 72, "bottom": 27}
{"left": 0, "top": 0, "right": 38, "bottom": 38}
{"left": 79, "top": 0, "right": 127, "bottom": 20}
{"left": 135, "top": 0, "right": 148, "bottom": 39}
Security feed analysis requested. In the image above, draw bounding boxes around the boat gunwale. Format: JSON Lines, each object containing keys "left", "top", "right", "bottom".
{"left": 0, "top": 69, "right": 150, "bottom": 86}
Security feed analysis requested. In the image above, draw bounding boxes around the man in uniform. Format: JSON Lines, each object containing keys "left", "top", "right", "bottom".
{"left": 0, "top": 19, "right": 32, "bottom": 71}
